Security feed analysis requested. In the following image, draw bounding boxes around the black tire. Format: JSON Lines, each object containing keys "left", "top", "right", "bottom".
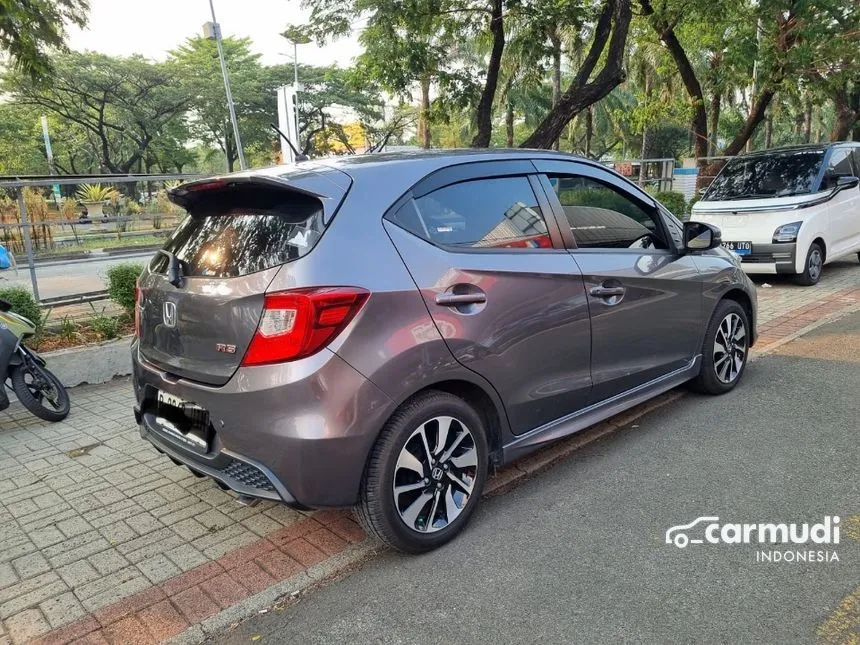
{"left": 689, "top": 299, "right": 750, "bottom": 395}
{"left": 10, "top": 364, "right": 70, "bottom": 422}
{"left": 794, "top": 242, "right": 824, "bottom": 286}
{"left": 356, "top": 390, "right": 488, "bottom": 553}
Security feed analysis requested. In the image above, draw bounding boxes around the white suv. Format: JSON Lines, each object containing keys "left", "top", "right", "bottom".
{"left": 691, "top": 143, "right": 860, "bottom": 285}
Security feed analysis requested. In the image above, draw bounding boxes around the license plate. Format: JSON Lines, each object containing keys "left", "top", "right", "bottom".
{"left": 722, "top": 241, "right": 752, "bottom": 256}
{"left": 157, "top": 390, "right": 188, "bottom": 409}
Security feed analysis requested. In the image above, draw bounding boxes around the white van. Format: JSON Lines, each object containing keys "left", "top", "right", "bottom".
{"left": 691, "top": 143, "right": 860, "bottom": 285}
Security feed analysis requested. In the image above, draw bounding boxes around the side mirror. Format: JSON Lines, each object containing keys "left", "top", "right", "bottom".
{"left": 835, "top": 175, "right": 859, "bottom": 190}
{"left": 684, "top": 221, "right": 722, "bottom": 251}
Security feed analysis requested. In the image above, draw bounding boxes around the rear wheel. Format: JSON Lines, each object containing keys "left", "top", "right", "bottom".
{"left": 794, "top": 242, "right": 823, "bottom": 286}
{"left": 10, "top": 363, "right": 70, "bottom": 422}
{"left": 690, "top": 300, "right": 750, "bottom": 395}
{"left": 356, "top": 391, "right": 488, "bottom": 553}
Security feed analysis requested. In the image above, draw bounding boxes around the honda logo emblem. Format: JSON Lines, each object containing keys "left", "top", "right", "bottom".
{"left": 163, "top": 301, "right": 177, "bottom": 328}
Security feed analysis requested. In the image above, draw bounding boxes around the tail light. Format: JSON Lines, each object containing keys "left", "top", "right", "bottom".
{"left": 134, "top": 285, "right": 142, "bottom": 337}
{"left": 241, "top": 287, "right": 370, "bottom": 366}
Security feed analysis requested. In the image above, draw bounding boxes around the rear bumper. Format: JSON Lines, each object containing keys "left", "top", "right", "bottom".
{"left": 136, "top": 409, "right": 301, "bottom": 505}
{"left": 131, "top": 342, "right": 394, "bottom": 508}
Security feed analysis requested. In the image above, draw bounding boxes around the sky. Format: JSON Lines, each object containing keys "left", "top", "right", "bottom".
{"left": 66, "top": 0, "right": 363, "bottom": 67}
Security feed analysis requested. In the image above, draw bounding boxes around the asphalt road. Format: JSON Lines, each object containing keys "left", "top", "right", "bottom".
{"left": 0, "top": 251, "right": 152, "bottom": 299}
{"left": 220, "top": 311, "right": 860, "bottom": 645}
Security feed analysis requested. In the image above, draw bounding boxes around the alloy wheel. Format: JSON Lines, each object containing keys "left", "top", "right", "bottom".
{"left": 393, "top": 416, "right": 478, "bottom": 533}
{"left": 808, "top": 248, "right": 823, "bottom": 282}
{"left": 713, "top": 312, "right": 747, "bottom": 384}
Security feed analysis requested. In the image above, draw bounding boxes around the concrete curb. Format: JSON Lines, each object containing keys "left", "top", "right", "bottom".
{"left": 43, "top": 335, "right": 133, "bottom": 388}
{"left": 752, "top": 302, "right": 860, "bottom": 356}
{"left": 166, "top": 541, "right": 380, "bottom": 645}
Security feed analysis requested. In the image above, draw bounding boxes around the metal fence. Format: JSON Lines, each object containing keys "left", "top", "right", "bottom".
{"left": 0, "top": 174, "right": 200, "bottom": 308}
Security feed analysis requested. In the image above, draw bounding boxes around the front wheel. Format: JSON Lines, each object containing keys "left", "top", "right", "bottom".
{"left": 794, "top": 242, "right": 824, "bottom": 286}
{"left": 10, "top": 363, "right": 70, "bottom": 422}
{"left": 690, "top": 300, "right": 750, "bottom": 395}
{"left": 356, "top": 391, "right": 488, "bottom": 553}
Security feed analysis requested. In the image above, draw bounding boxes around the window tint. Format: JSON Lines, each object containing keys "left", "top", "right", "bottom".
{"left": 150, "top": 189, "right": 324, "bottom": 278}
{"left": 548, "top": 175, "right": 666, "bottom": 249}
{"left": 823, "top": 149, "right": 855, "bottom": 189}
{"left": 703, "top": 150, "right": 824, "bottom": 200}
{"left": 852, "top": 149, "right": 860, "bottom": 176}
{"left": 398, "top": 176, "right": 552, "bottom": 250}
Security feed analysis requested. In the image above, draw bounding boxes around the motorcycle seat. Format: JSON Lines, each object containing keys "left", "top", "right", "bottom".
{"left": 0, "top": 299, "right": 11, "bottom": 312}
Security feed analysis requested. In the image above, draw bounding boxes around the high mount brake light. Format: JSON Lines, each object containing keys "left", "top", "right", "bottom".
{"left": 241, "top": 288, "right": 370, "bottom": 366}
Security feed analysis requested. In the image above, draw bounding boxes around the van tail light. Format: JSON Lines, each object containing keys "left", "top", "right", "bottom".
{"left": 241, "top": 287, "right": 370, "bottom": 366}
{"left": 134, "top": 285, "right": 142, "bottom": 337}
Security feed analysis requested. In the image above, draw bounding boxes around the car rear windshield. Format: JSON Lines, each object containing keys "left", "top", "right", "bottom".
{"left": 150, "top": 185, "right": 325, "bottom": 278}
{"left": 703, "top": 150, "right": 825, "bottom": 201}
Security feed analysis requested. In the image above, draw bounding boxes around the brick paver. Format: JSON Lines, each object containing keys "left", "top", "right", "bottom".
{"left": 1, "top": 257, "right": 858, "bottom": 644}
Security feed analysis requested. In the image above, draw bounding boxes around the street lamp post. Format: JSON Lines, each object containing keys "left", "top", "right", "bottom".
{"left": 205, "top": 0, "right": 247, "bottom": 171}
{"left": 284, "top": 39, "right": 302, "bottom": 140}
{"left": 281, "top": 27, "right": 311, "bottom": 153}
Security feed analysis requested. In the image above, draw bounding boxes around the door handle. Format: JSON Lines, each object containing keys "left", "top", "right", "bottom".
{"left": 589, "top": 286, "right": 626, "bottom": 298}
{"left": 435, "top": 292, "right": 487, "bottom": 306}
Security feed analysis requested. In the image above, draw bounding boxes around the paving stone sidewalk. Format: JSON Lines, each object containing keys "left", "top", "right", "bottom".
{"left": 1, "top": 259, "right": 859, "bottom": 645}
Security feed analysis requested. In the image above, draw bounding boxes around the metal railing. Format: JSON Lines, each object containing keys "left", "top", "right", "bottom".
{"left": 0, "top": 174, "right": 201, "bottom": 305}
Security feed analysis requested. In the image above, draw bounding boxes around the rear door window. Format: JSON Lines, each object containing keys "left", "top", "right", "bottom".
{"left": 151, "top": 187, "right": 325, "bottom": 278}
{"left": 390, "top": 176, "right": 552, "bottom": 250}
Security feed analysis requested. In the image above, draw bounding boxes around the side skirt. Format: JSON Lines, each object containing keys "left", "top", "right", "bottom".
{"left": 502, "top": 356, "right": 701, "bottom": 464}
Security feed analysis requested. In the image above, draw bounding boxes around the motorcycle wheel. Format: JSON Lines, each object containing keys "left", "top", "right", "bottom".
{"left": 11, "top": 363, "right": 70, "bottom": 422}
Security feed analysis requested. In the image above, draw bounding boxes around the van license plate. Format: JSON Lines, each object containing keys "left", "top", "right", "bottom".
{"left": 722, "top": 241, "right": 752, "bottom": 256}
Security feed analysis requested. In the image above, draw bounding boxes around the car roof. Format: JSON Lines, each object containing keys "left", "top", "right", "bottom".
{"left": 264, "top": 148, "right": 602, "bottom": 182}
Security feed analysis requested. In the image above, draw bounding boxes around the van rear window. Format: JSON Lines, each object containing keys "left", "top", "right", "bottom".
{"left": 150, "top": 188, "right": 324, "bottom": 278}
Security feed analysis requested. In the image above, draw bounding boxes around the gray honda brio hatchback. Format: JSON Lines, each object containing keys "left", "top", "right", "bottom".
{"left": 132, "top": 150, "right": 757, "bottom": 552}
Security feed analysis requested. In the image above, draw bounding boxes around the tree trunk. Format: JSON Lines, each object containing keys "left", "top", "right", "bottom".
{"left": 550, "top": 29, "right": 562, "bottom": 150}
{"left": 419, "top": 75, "right": 432, "bottom": 149}
{"left": 721, "top": 89, "right": 775, "bottom": 157}
{"left": 640, "top": 70, "right": 652, "bottom": 168}
{"left": 585, "top": 107, "right": 593, "bottom": 157}
{"left": 831, "top": 84, "right": 858, "bottom": 141}
{"left": 803, "top": 97, "right": 812, "bottom": 143}
{"left": 521, "top": 0, "right": 631, "bottom": 149}
{"left": 640, "top": 0, "right": 708, "bottom": 160}
{"left": 708, "top": 91, "right": 721, "bottom": 157}
{"left": 471, "top": 0, "right": 505, "bottom": 148}
{"left": 764, "top": 112, "right": 773, "bottom": 148}
{"left": 851, "top": 84, "right": 860, "bottom": 141}
{"left": 505, "top": 100, "right": 514, "bottom": 147}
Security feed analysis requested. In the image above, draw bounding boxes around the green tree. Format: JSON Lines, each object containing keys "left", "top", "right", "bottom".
{"left": 0, "top": 0, "right": 88, "bottom": 80}
{"left": 520, "top": 0, "right": 633, "bottom": 149}
{"left": 5, "top": 51, "right": 189, "bottom": 173}
{"left": 170, "top": 36, "right": 281, "bottom": 172}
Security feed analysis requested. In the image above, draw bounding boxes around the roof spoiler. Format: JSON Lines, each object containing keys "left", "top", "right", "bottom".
{"left": 167, "top": 174, "right": 326, "bottom": 211}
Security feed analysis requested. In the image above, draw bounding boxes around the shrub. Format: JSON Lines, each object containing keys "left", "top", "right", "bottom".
{"left": 58, "top": 316, "right": 79, "bottom": 343}
{"left": 106, "top": 263, "right": 143, "bottom": 315}
{"left": 652, "top": 191, "right": 687, "bottom": 219}
{"left": 90, "top": 314, "right": 121, "bottom": 340}
{"left": 0, "top": 286, "right": 43, "bottom": 334}
{"left": 76, "top": 184, "right": 120, "bottom": 203}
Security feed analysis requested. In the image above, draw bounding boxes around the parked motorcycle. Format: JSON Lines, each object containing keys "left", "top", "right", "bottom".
{"left": 0, "top": 299, "right": 70, "bottom": 421}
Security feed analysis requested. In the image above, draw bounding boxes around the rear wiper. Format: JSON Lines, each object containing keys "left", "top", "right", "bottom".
{"left": 156, "top": 249, "right": 183, "bottom": 288}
